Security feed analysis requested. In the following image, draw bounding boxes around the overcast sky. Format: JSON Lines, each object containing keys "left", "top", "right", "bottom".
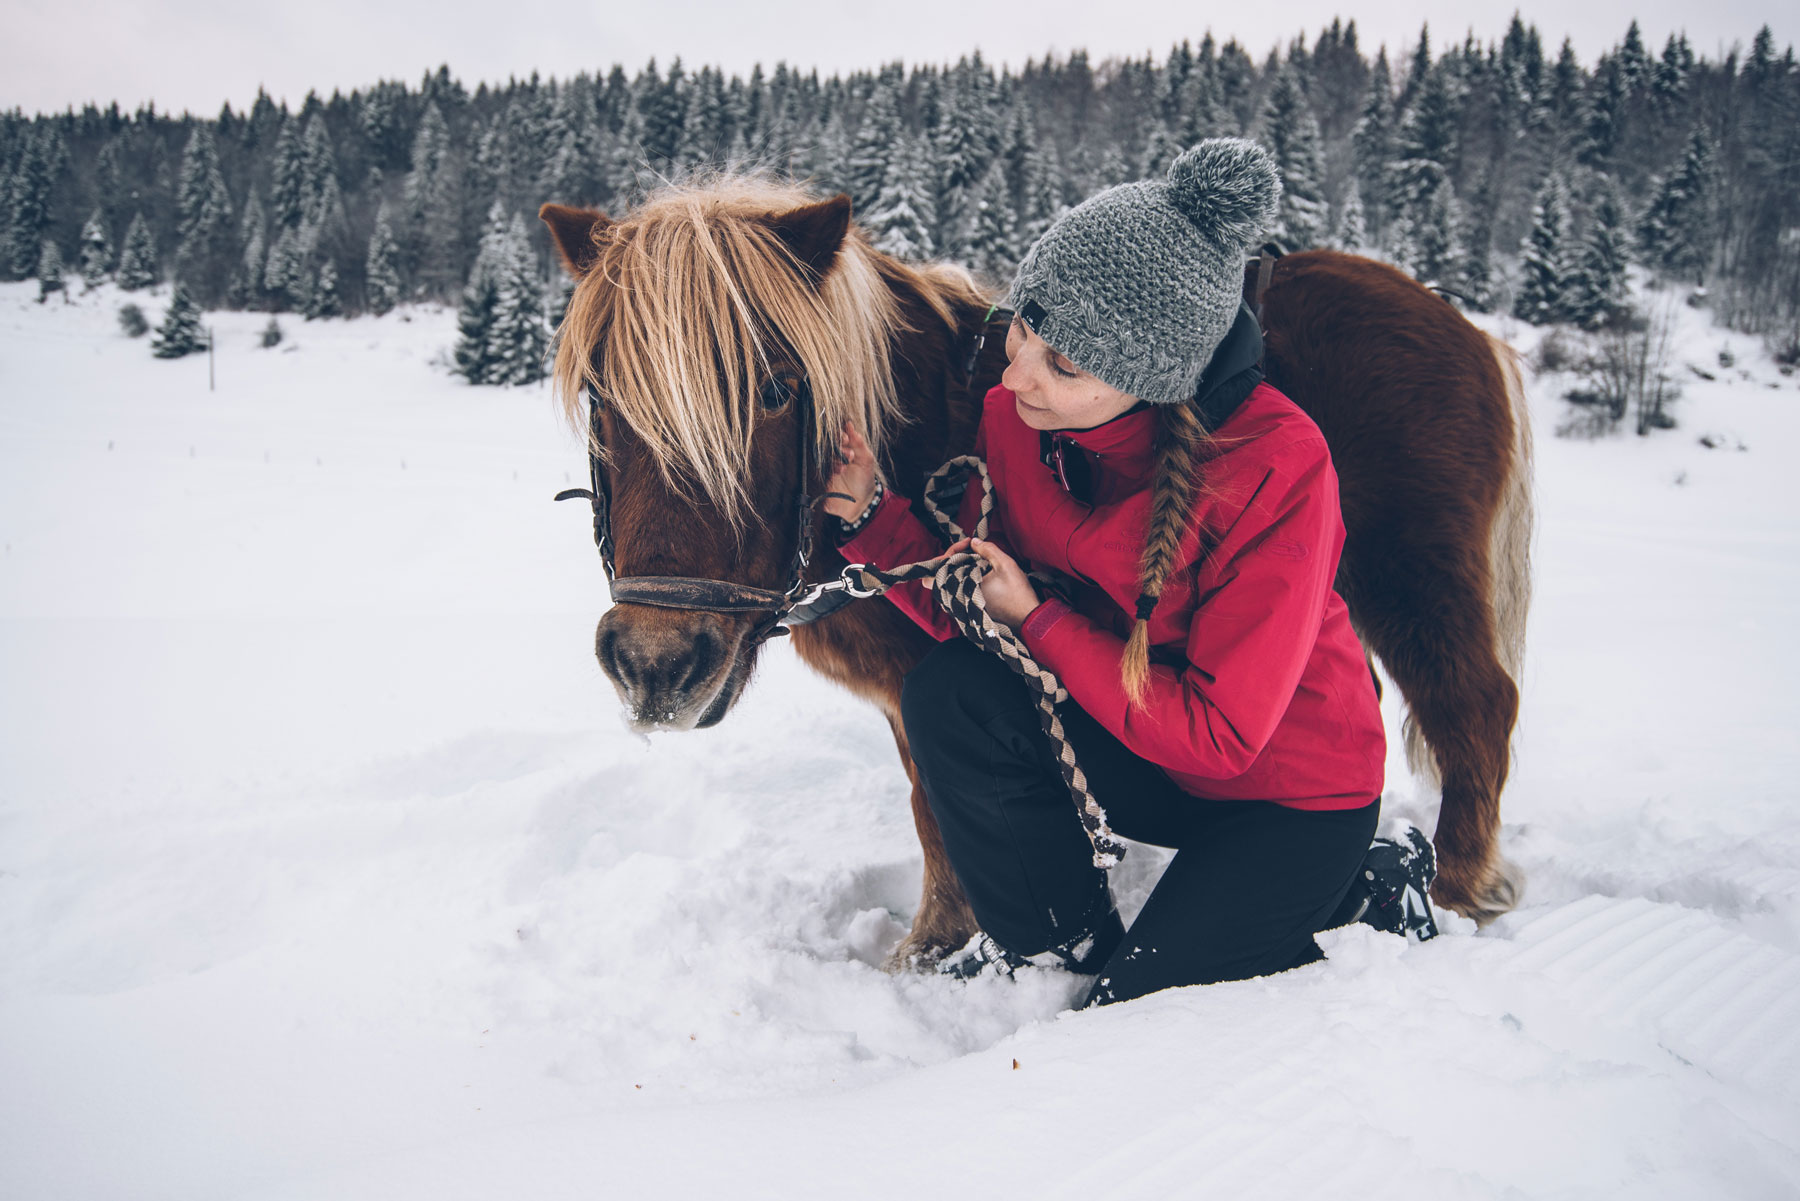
{"left": 3, "top": 0, "right": 1790, "bottom": 118}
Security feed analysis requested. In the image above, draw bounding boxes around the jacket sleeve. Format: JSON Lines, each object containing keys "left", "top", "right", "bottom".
{"left": 1020, "top": 437, "right": 1343, "bottom": 781}
{"left": 837, "top": 426, "right": 998, "bottom": 643}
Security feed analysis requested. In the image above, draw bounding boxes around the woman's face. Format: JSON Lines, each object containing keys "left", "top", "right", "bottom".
{"left": 1001, "top": 314, "right": 1141, "bottom": 431}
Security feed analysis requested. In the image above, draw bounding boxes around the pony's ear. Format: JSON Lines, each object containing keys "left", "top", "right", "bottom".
{"left": 539, "top": 203, "right": 612, "bottom": 277}
{"left": 768, "top": 194, "right": 852, "bottom": 286}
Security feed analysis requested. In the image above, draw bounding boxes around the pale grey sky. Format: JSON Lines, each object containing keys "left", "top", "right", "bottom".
{"left": 2, "top": 0, "right": 1789, "bottom": 117}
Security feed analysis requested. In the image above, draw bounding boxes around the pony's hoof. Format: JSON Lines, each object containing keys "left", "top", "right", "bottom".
{"left": 1432, "top": 854, "right": 1525, "bottom": 926}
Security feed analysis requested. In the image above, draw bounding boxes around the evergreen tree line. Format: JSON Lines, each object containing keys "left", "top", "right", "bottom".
{"left": 3, "top": 17, "right": 1796, "bottom": 362}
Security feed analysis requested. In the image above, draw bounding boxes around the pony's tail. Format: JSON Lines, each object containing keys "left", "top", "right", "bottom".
{"left": 1399, "top": 334, "right": 1535, "bottom": 796}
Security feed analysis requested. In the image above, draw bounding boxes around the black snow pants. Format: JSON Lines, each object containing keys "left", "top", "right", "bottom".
{"left": 900, "top": 638, "right": 1379, "bottom": 1007}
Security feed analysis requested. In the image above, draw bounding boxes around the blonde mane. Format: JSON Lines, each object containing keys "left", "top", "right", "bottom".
{"left": 552, "top": 173, "right": 985, "bottom": 529}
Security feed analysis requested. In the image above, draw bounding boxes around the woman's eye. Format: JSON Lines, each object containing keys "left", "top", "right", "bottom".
{"left": 1049, "top": 358, "right": 1077, "bottom": 379}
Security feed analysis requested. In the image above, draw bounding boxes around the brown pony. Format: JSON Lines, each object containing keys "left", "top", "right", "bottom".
{"left": 539, "top": 175, "right": 1531, "bottom": 963}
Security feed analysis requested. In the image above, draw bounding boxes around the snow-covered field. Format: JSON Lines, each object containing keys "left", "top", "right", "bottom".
{"left": 3, "top": 280, "right": 1798, "bottom": 1200}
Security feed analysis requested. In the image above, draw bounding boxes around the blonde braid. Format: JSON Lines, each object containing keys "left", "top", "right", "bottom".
{"left": 1122, "top": 397, "right": 1212, "bottom": 705}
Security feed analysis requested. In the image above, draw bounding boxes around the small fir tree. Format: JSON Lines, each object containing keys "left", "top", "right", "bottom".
{"left": 260, "top": 317, "right": 284, "bottom": 348}
{"left": 965, "top": 161, "right": 1019, "bottom": 280}
{"left": 1566, "top": 179, "right": 1633, "bottom": 329}
{"left": 1638, "top": 126, "right": 1717, "bottom": 285}
{"left": 117, "top": 213, "right": 158, "bottom": 291}
{"left": 1334, "top": 185, "right": 1368, "bottom": 252}
{"left": 151, "top": 285, "right": 207, "bottom": 358}
{"left": 365, "top": 204, "right": 402, "bottom": 315}
{"left": 1514, "top": 173, "right": 1571, "bottom": 325}
{"left": 78, "top": 209, "right": 112, "bottom": 288}
{"left": 305, "top": 259, "right": 342, "bottom": 319}
{"left": 37, "top": 240, "right": 66, "bottom": 302}
{"left": 865, "top": 135, "right": 938, "bottom": 260}
{"left": 487, "top": 214, "right": 550, "bottom": 385}
{"left": 1261, "top": 70, "right": 1329, "bottom": 249}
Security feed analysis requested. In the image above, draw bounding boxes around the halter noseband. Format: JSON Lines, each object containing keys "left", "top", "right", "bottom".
{"left": 553, "top": 380, "right": 847, "bottom": 644}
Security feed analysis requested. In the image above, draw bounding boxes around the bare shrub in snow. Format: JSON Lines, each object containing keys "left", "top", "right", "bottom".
{"left": 1560, "top": 295, "right": 1682, "bottom": 437}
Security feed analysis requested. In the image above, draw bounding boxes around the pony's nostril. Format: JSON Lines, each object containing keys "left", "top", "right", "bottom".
{"left": 597, "top": 626, "right": 628, "bottom": 686}
{"left": 679, "top": 630, "right": 719, "bottom": 694}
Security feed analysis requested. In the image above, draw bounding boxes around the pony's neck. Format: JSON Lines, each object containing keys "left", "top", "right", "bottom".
{"left": 869, "top": 257, "right": 1006, "bottom": 496}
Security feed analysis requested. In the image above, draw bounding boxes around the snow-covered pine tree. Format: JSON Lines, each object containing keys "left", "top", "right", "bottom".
{"left": 305, "top": 260, "right": 342, "bottom": 319}
{"left": 151, "top": 284, "right": 206, "bottom": 358}
{"left": 174, "top": 126, "right": 235, "bottom": 306}
{"left": 1261, "top": 69, "right": 1329, "bottom": 249}
{"left": 1016, "top": 132, "right": 1067, "bottom": 246}
{"left": 1566, "top": 176, "right": 1632, "bottom": 328}
{"left": 78, "top": 209, "right": 112, "bottom": 288}
{"left": 365, "top": 203, "right": 402, "bottom": 315}
{"left": 1351, "top": 51, "right": 1395, "bottom": 246}
{"left": 1514, "top": 172, "right": 1571, "bottom": 324}
{"left": 117, "top": 213, "right": 158, "bottom": 291}
{"left": 1140, "top": 125, "right": 1181, "bottom": 179}
{"left": 404, "top": 103, "right": 463, "bottom": 300}
{"left": 488, "top": 213, "right": 550, "bottom": 385}
{"left": 454, "top": 269, "right": 501, "bottom": 384}
{"left": 262, "top": 225, "right": 306, "bottom": 311}
{"left": 865, "top": 134, "right": 937, "bottom": 260}
{"left": 268, "top": 118, "right": 308, "bottom": 232}
{"left": 37, "top": 239, "right": 65, "bottom": 302}
{"left": 231, "top": 191, "right": 266, "bottom": 308}
{"left": 965, "top": 160, "right": 1019, "bottom": 280}
{"left": 1637, "top": 125, "right": 1716, "bottom": 286}
{"left": 844, "top": 80, "right": 901, "bottom": 216}
{"left": 455, "top": 201, "right": 514, "bottom": 384}
{"left": 4, "top": 124, "right": 65, "bottom": 280}
{"left": 1457, "top": 171, "right": 1497, "bottom": 311}
{"left": 1385, "top": 64, "right": 1460, "bottom": 266}
{"left": 1334, "top": 184, "right": 1367, "bottom": 252}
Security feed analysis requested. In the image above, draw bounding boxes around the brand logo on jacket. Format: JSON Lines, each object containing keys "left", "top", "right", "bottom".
{"left": 1260, "top": 537, "right": 1308, "bottom": 560}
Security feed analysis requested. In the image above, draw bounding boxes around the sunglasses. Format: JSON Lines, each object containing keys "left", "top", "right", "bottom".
{"left": 1040, "top": 431, "right": 1093, "bottom": 503}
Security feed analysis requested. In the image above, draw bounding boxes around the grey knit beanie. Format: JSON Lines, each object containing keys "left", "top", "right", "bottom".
{"left": 1007, "top": 137, "right": 1282, "bottom": 404}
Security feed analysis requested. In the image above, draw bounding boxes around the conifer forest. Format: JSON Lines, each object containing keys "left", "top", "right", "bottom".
{"left": 4, "top": 17, "right": 1797, "bottom": 384}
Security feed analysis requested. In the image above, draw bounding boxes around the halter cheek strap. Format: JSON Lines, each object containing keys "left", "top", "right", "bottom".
{"left": 554, "top": 380, "right": 831, "bottom": 643}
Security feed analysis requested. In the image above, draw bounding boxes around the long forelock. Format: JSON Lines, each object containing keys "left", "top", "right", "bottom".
{"left": 553, "top": 177, "right": 917, "bottom": 531}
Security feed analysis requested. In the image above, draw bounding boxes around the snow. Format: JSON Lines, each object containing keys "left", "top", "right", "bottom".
{"left": 3, "top": 281, "right": 1798, "bottom": 1199}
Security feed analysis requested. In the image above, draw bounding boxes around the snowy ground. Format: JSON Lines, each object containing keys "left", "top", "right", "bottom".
{"left": 2, "top": 281, "right": 1798, "bottom": 1200}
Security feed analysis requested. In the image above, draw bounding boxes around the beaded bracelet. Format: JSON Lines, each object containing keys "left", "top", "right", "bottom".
{"left": 837, "top": 479, "right": 885, "bottom": 537}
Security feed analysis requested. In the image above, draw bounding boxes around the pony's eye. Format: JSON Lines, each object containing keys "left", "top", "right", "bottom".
{"left": 760, "top": 376, "right": 804, "bottom": 412}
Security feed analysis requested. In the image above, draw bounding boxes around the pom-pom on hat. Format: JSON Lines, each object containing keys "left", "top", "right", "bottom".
{"left": 1007, "top": 137, "right": 1281, "bottom": 404}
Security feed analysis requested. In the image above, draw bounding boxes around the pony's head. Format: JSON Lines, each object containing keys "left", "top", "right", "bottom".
{"left": 543, "top": 176, "right": 908, "bottom": 731}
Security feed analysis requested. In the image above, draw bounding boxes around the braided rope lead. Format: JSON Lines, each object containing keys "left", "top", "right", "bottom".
{"left": 849, "top": 457, "right": 1128, "bottom": 869}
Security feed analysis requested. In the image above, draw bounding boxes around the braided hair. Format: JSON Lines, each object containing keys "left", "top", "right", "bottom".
{"left": 1121, "top": 395, "right": 1213, "bottom": 706}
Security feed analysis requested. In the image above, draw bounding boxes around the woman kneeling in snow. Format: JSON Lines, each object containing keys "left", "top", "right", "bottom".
{"left": 826, "top": 139, "right": 1435, "bottom": 1007}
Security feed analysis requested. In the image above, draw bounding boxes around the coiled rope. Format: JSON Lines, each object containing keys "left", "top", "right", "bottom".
{"left": 837, "top": 456, "right": 1128, "bottom": 869}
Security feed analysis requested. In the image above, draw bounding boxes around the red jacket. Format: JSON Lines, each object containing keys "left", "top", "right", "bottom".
{"left": 840, "top": 381, "right": 1385, "bottom": 811}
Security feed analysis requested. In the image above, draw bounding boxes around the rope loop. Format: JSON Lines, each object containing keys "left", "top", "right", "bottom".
{"left": 853, "top": 457, "right": 1127, "bottom": 869}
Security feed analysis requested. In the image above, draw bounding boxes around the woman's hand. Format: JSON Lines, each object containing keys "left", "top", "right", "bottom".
{"left": 950, "top": 537, "right": 1040, "bottom": 632}
{"left": 823, "top": 421, "right": 879, "bottom": 520}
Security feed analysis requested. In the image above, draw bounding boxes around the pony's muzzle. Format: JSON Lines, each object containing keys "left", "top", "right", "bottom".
{"left": 595, "top": 606, "right": 746, "bottom": 730}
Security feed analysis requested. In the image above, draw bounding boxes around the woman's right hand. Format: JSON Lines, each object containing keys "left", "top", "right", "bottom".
{"left": 824, "top": 420, "right": 880, "bottom": 520}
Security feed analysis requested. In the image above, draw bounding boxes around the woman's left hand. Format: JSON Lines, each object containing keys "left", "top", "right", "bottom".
{"left": 965, "top": 537, "right": 1040, "bottom": 632}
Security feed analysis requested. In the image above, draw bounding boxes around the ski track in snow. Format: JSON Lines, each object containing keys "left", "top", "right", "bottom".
{"left": 2, "top": 282, "right": 1799, "bottom": 1199}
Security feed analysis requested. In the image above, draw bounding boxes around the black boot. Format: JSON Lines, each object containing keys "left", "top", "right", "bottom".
{"left": 1340, "top": 825, "right": 1441, "bottom": 942}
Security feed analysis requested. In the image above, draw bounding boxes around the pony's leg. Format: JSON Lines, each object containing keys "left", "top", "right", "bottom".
{"left": 885, "top": 713, "right": 978, "bottom": 966}
{"left": 1351, "top": 556, "right": 1522, "bottom": 923}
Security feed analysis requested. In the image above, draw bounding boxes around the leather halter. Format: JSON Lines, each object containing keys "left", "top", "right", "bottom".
{"left": 554, "top": 306, "right": 1011, "bottom": 642}
{"left": 554, "top": 379, "right": 830, "bottom": 645}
